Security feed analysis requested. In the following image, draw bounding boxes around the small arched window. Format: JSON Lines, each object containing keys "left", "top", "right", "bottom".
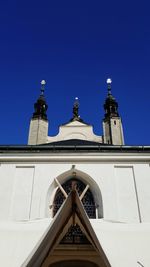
{"left": 53, "top": 178, "right": 96, "bottom": 218}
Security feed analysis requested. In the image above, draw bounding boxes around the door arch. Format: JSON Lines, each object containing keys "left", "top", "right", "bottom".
{"left": 50, "top": 260, "right": 99, "bottom": 267}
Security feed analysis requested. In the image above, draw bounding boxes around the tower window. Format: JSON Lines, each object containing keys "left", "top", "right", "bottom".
{"left": 114, "top": 120, "right": 116, "bottom": 125}
{"left": 53, "top": 178, "right": 96, "bottom": 219}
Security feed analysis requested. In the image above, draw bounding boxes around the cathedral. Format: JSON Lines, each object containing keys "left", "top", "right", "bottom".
{"left": 0, "top": 79, "right": 150, "bottom": 267}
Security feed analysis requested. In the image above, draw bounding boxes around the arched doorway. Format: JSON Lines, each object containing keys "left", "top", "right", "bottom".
{"left": 53, "top": 178, "right": 96, "bottom": 218}
{"left": 50, "top": 260, "right": 99, "bottom": 267}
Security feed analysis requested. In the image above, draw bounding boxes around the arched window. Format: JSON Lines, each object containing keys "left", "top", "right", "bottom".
{"left": 53, "top": 178, "right": 96, "bottom": 218}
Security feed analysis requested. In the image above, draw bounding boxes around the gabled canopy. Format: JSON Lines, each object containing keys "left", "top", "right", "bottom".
{"left": 22, "top": 190, "right": 111, "bottom": 267}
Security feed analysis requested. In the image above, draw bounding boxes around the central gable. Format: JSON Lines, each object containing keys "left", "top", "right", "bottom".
{"left": 47, "top": 120, "right": 102, "bottom": 143}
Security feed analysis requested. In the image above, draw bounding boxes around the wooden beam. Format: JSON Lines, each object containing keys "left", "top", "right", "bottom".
{"left": 80, "top": 184, "right": 89, "bottom": 201}
{"left": 55, "top": 178, "right": 67, "bottom": 198}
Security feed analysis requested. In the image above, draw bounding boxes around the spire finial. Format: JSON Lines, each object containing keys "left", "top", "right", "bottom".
{"left": 73, "top": 97, "right": 79, "bottom": 118}
{"left": 40, "top": 80, "right": 46, "bottom": 95}
{"left": 32, "top": 80, "right": 48, "bottom": 121}
{"left": 106, "top": 78, "right": 112, "bottom": 95}
{"left": 104, "top": 78, "right": 119, "bottom": 119}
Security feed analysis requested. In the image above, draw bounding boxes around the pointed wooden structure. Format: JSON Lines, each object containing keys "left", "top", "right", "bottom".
{"left": 22, "top": 189, "right": 111, "bottom": 267}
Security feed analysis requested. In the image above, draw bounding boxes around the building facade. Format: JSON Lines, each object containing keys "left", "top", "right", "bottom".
{"left": 0, "top": 80, "right": 150, "bottom": 267}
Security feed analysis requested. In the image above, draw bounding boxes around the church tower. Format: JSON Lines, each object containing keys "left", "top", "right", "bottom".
{"left": 102, "top": 79, "right": 124, "bottom": 145}
{"left": 28, "top": 80, "right": 49, "bottom": 145}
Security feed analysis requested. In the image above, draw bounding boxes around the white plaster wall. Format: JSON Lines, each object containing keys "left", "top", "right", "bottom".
{"left": 1, "top": 156, "right": 150, "bottom": 267}
{"left": 91, "top": 220, "right": 150, "bottom": 267}
{"left": 29, "top": 163, "right": 69, "bottom": 219}
{"left": 114, "top": 166, "right": 139, "bottom": 222}
{"left": 10, "top": 166, "right": 35, "bottom": 220}
{"left": 75, "top": 163, "right": 118, "bottom": 221}
{"left": 0, "top": 220, "right": 150, "bottom": 267}
{"left": 133, "top": 164, "right": 150, "bottom": 222}
{"left": 0, "top": 158, "right": 150, "bottom": 223}
{"left": 0, "top": 220, "right": 51, "bottom": 267}
{"left": 22, "top": 163, "right": 115, "bottom": 221}
{"left": 0, "top": 164, "right": 16, "bottom": 219}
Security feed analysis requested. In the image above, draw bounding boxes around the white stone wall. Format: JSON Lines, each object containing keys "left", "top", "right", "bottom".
{"left": 0, "top": 154, "right": 150, "bottom": 223}
{"left": 28, "top": 119, "right": 48, "bottom": 145}
{"left": 110, "top": 117, "right": 124, "bottom": 145}
{"left": 103, "top": 117, "right": 124, "bottom": 145}
{"left": 102, "top": 120, "right": 110, "bottom": 144}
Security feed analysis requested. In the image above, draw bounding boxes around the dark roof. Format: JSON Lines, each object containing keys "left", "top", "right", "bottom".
{"left": 40, "top": 139, "right": 106, "bottom": 146}
{"left": 0, "top": 139, "right": 150, "bottom": 153}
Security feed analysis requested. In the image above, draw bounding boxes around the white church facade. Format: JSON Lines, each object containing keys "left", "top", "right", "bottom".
{"left": 0, "top": 79, "right": 150, "bottom": 267}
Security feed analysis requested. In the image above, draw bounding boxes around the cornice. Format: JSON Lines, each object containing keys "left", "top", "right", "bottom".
{"left": 0, "top": 152, "right": 150, "bottom": 163}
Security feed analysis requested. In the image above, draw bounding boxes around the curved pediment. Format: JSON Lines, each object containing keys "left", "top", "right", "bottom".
{"left": 47, "top": 120, "right": 102, "bottom": 144}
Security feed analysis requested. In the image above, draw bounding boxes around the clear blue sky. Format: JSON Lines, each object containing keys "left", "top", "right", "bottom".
{"left": 0, "top": 0, "right": 150, "bottom": 145}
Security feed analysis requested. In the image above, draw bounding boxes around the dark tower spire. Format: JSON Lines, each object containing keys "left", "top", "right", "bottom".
{"left": 70, "top": 97, "right": 81, "bottom": 122}
{"left": 102, "top": 78, "right": 124, "bottom": 145}
{"left": 73, "top": 97, "right": 79, "bottom": 119}
{"left": 28, "top": 80, "right": 49, "bottom": 145}
{"left": 68, "top": 97, "right": 89, "bottom": 125}
{"left": 70, "top": 97, "right": 85, "bottom": 123}
{"left": 104, "top": 78, "right": 119, "bottom": 119}
{"left": 32, "top": 80, "right": 48, "bottom": 121}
